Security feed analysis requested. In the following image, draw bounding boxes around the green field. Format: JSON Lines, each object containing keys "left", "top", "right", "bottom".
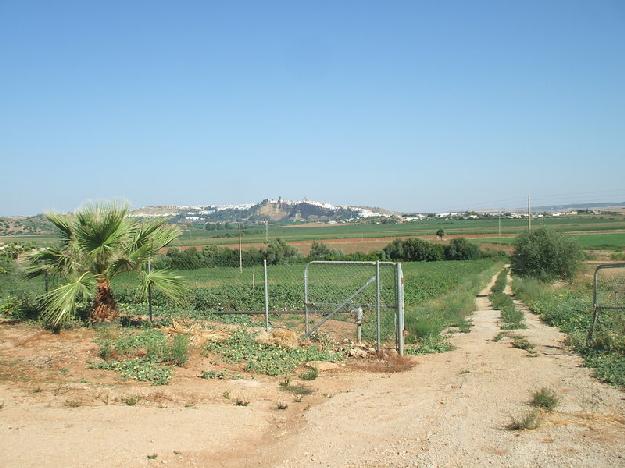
{"left": 473, "top": 232, "right": 625, "bottom": 251}
{"left": 172, "top": 215, "right": 625, "bottom": 247}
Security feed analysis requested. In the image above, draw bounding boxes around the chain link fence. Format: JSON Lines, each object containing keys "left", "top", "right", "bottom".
{"left": 303, "top": 261, "right": 403, "bottom": 353}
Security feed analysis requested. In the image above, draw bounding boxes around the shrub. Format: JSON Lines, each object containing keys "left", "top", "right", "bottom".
{"left": 507, "top": 409, "right": 541, "bottom": 430}
{"left": 444, "top": 238, "right": 481, "bottom": 260}
{"left": 511, "top": 228, "right": 582, "bottom": 281}
{"left": 530, "top": 387, "right": 559, "bottom": 411}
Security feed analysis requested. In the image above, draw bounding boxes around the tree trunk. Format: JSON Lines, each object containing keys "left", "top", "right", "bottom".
{"left": 91, "top": 280, "right": 119, "bottom": 322}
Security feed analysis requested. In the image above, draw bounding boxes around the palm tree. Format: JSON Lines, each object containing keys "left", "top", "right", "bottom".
{"left": 28, "top": 202, "right": 185, "bottom": 328}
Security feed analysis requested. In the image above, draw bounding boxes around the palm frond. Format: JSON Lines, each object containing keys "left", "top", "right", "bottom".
{"left": 45, "top": 212, "right": 74, "bottom": 245}
{"left": 26, "top": 247, "right": 77, "bottom": 278}
{"left": 140, "top": 269, "right": 188, "bottom": 304}
{"left": 129, "top": 221, "right": 181, "bottom": 264}
{"left": 73, "top": 202, "right": 130, "bottom": 274}
{"left": 42, "top": 272, "right": 95, "bottom": 327}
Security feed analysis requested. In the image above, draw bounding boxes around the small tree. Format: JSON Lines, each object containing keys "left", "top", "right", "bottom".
{"left": 511, "top": 228, "right": 582, "bottom": 281}
{"left": 263, "top": 238, "right": 300, "bottom": 265}
{"left": 27, "top": 203, "right": 186, "bottom": 329}
{"left": 436, "top": 229, "right": 445, "bottom": 240}
{"left": 308, "top": 241, "right": 340, "bottom": 261}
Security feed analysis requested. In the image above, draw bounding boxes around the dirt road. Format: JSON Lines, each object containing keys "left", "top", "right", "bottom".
{"left": 1, "top": 271, "right": 624, "bottom": 467}
{"left": 249, "top": 271, "right": 625, "bottom": 467}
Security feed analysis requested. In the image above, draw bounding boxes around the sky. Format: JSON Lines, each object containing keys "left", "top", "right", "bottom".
{"left": 1, "top": 0, "right": 625, "bottom": 215}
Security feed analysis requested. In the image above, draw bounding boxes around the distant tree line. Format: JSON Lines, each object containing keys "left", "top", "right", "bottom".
{"left": 156, "top": 237, "right": 488, "bottom": 270}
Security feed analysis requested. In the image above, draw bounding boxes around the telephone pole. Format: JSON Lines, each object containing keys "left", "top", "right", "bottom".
{"left": 528, "top": 195, "right": 532, "bottom": 232}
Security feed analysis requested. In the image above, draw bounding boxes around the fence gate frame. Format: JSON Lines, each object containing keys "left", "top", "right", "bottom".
{"left": 587, "top": 262, "right": 625, "bottom": 345}
{"left": 303, "top": 260, "right": 405, "bottom": 356}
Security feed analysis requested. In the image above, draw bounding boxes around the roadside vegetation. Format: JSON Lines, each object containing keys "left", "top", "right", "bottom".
{"left": 404, "top": 259, "right": 504, "bottom": 355}
{"left": 489, "top": 269, "right": 526, "bottom": 330}
{"left": 511, "top": 228, "right": 625, "bottom": 387}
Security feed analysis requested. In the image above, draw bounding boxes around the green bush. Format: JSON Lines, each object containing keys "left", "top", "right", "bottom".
{"left": 511, "top": 228, "right": 582, "bottom": 281}
{"left": 444, "top": 238, "right": 481, "bottom": 260}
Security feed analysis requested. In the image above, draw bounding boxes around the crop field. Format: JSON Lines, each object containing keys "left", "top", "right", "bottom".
{"left": 172, "top": 215, "right": 625, "bottom": 248}
{"left": 3, "top": 215, "right": 625, "bottom": 255}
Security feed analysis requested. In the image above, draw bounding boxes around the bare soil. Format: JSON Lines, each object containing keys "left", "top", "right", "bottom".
{"left": 1, "top": 272, "right": 624, "bottom": 467}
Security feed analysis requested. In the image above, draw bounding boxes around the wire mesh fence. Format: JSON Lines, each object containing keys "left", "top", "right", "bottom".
{"left": 588, "top": 263, "right": 625, "bottom": 344}
{"left": 303, "top": 261, "right": 402, "bottom": 351}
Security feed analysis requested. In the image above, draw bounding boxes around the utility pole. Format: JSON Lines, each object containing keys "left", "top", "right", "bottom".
{"left": 528, "top": 195, "right": 532, "bottom": 232}
{"left": 498, "top": 210, "right": 502, "bottom": 238}
{"left": 239, "top": 222, "right": 243, "bottom": 274}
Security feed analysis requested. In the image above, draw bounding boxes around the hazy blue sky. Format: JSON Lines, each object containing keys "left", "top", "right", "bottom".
{"left": 1, "top": 0, "right": 624, "bottom": 215}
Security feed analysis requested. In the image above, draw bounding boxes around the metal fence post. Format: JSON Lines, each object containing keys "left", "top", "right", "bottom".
{"left": 396, "top": 262, "right": 405, "bottom": 356}
{"left": 264, "top": 259, "right": 270, "bottom": 331}
{"left": 376, "top": 260, "right": 381, "bottom": 354}
{"left": 304, "top": 263, "right": 310, "bottom": 335}
{"left": 147, "top": 258, "right": 153, "bottom": 323}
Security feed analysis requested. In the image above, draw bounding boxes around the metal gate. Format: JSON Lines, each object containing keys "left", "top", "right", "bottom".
{"left": 587, "top": 262, "right": 625, "bottom": 344}
{"left": 303, "top": 260, "right": 404, "bottom": 355}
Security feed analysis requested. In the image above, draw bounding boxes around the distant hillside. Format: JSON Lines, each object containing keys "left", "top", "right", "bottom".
{"left": 0, "top": 214, "right": 55, "bottom": 236}
{"left": 131, "top": 198, "right": 399, "bottom": 224}
{"left": 532, "top": 201, "right": 625, "bottom": 212}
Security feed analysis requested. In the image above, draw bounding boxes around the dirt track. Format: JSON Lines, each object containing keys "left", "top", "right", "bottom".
{"left": 1, "top": 272, "right": 624, "bottom": 467}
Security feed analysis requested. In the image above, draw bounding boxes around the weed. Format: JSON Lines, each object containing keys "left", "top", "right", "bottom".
{"left": 94, "top": 359, "right": 171, "bottom": 385}
{"left": 511, "top": 335, "right": 535, "bottom": 351}
{"left": 493, "top": 332, "right": 507, "bottom": 342}
{"left": 168, "top": 334, "right": 189, "bottom": 366}
{"left": 300, "top": 366, "right": 318, "bottom": 381}
{"left": 235, "top": 398, "right": 250, "bottom": 406}
{"left": 147, "top": 453, "right": 158, "bottom": 460}
{"left": 279, "top": 379, "right": 313, "bottom": 395}
{"left": 507, "top": 409, "right": 541, "bottom": 430}
{"left": 405, "top": 334, "right": 453, "bottom": 355}
{"left": 64, "top": 399, "right": 82, "bottom": 408}
{"left": 222, "top": 391, "right": 230, "bottom": 399}
{"left": 121, "top": 394, "right": 141, "bottom": 406}
{"left": 200, "top": 370, "right": 243, "bottom": 380}
{"left": 530, "top": 387, "right": 559, "bottom": 411}
{"left": 204, "top": 329, "right": 342, "bottom": 376}
{"left": 276, "top": 401, "right": 288, "bottom": 410}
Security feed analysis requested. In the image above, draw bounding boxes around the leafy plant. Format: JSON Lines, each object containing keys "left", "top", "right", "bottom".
{"left": 204, "top": 329, "right": 342, "bottom": 376}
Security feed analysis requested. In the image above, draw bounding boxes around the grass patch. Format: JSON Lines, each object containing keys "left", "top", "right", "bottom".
{"left": 530, "top": 387, "right": 559, "bottom": 411}
{"left": 514, "top": 274, "right": 625, "bottom": 387}
{"left": 489, "top": 270, "right": 526, "bottom": 330}
{"left": 204, "top": 329, "right": 342, "bottom": 376}
{"left": 405, "top": 334, "right": 454, "bottom": 355}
